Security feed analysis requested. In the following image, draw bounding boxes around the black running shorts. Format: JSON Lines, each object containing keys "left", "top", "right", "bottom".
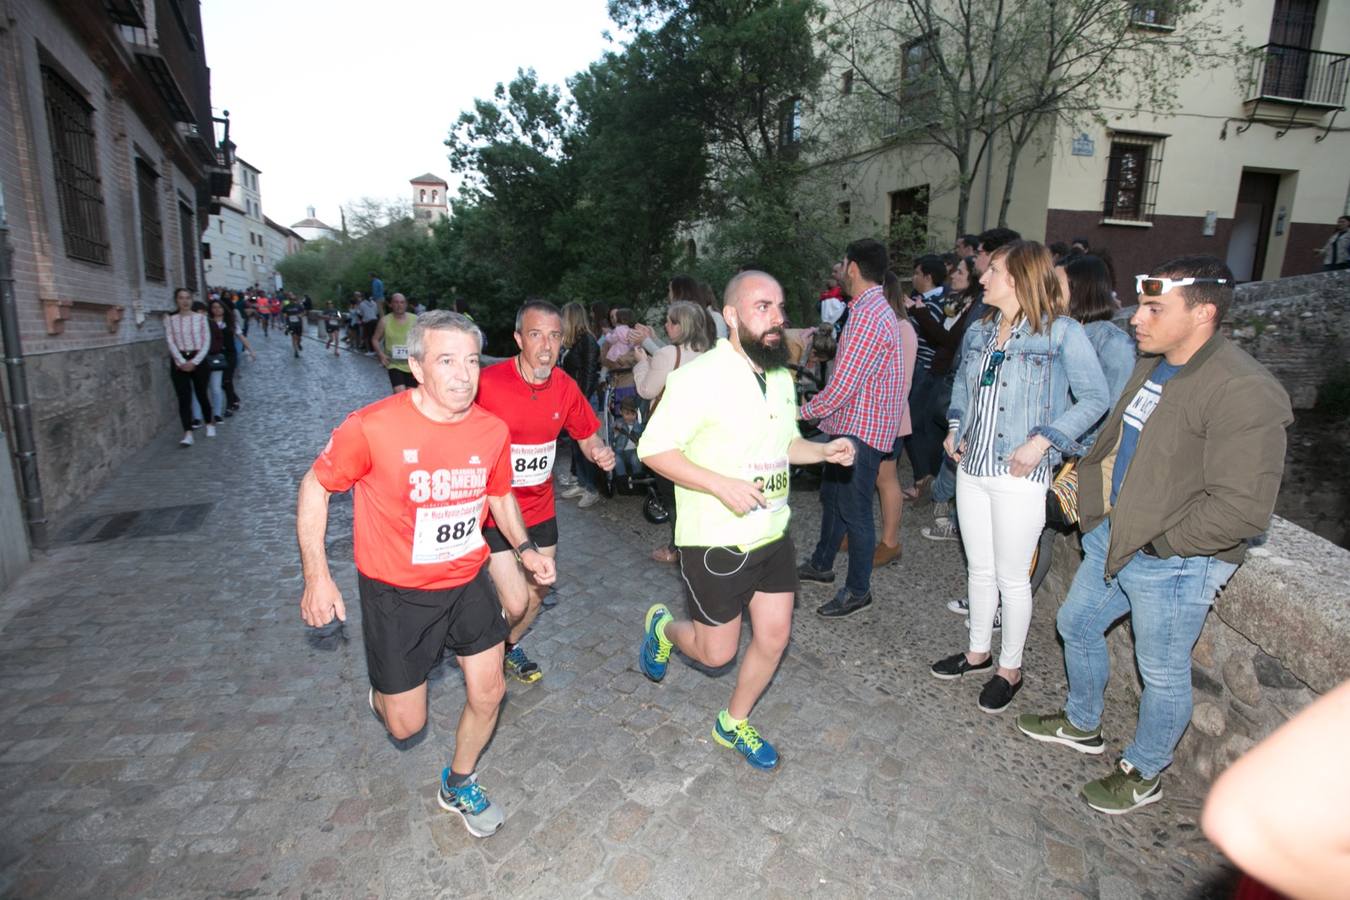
{"left": 482, "top": 516, "right": 559, "bottom": 554}
{"left": 357, "top": 568, "right": 508, "bottom": 695}
{"left": 386, "top": 368, "right": 418, "bottom": 390}
{"left": 677, "top": 534, "right": 799, "bottom": 626}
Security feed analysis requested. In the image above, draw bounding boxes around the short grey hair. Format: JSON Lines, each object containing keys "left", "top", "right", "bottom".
{"left": 408, "top": 310, "right": 484, "bottom": 360}
{"left": 514, "top": 299, "right": 562, "bottom": 332}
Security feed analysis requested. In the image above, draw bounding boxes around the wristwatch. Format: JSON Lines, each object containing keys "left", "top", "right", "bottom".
{"left": 513, "top": 539, "right": 539, "bottom": 561}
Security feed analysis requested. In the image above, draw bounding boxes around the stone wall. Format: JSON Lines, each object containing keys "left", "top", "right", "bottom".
{"left": 1042, "top": 516, "right": 1350, "bottom": 786}
{"left": 1224, "top": 269, "right": 1350, "bottom": 409}
{"left": 25, "top": 338, "right": 177, "bottom": 518}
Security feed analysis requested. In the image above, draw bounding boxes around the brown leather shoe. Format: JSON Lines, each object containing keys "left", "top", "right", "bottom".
{"left": 873, "top": 541, "right": 902, "bottom": 567}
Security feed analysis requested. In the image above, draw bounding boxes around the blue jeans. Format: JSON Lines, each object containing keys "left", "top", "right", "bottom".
{"left": 615, "top": 449, "right": 640, "bottom": 477}
{"left": 569, "top": 395, "right": 602, "bottom": 491}
{"left": 1057, "top": 520, "right": 1238, "bottom": 778}
{"left": 932, "top": 455, "right": 957, "bottom": 505}
{"left": 810, "top": 435, "right": 886, "bottom": 598}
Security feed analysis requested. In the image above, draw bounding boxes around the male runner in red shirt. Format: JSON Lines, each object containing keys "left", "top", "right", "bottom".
{"left": 297, "top": 310, "right": 554, "bottom": 838}
{"left": 477, "top": 300, "right": 615, "bottom": 683}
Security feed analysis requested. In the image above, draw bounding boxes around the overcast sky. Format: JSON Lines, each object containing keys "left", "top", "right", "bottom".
{"left": 200, "top": 0, "right": 619, "bottom": 230}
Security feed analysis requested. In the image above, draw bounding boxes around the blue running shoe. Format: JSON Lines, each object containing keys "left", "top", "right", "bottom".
{"left": 437, "top": 770, "right": 504, "bottom": 838}
{"left": 503, "top": 645, "right": 542, "bottom": 684}
{"left": 712, "top": 716, "right": 779, "bottom": 770}
{"left": 639, "top": 604, "right": 674, "bottom": 682}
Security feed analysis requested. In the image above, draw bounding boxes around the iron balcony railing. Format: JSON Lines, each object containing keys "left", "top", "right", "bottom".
{"left": 1248, "top": 43, "right": 1350, "bottom": 109}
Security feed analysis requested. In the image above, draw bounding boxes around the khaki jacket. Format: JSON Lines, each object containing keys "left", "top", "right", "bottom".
{"left": 1079, "top": 331, "right": 1292, "bottom": 577}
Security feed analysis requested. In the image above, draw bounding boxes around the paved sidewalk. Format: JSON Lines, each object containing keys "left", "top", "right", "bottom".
{"left": 0, "top": 333, "right": 1237, "bottom": 898}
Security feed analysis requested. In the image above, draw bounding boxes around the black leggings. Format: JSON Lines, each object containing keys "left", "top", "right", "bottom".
{"left": 222, "top": 356, "right": 240, "bottom": 408}
{"left": 170, "top": 361, "right": 212, "bottom": 430}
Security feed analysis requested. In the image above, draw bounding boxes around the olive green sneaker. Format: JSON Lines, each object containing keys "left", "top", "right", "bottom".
{"left": 1015, "top": 710, "right": 1105, "bottom": 754}
{"left": 1081, "top": 759, "right": 1162, "bottom": 815}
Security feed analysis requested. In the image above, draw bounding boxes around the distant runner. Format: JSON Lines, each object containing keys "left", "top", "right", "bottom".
{"left": 372, "top": 293, "right": 418, "bottom": 393}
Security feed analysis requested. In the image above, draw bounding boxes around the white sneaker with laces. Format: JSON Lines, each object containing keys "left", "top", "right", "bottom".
{"left": 964, "top": 607, "right": 1003, "bottom": 631}
{"left": 946, "top": 597, "right": 968, "bottom": 615}
{"left": 922, "top": 517, "right": 960, "bottom": 542}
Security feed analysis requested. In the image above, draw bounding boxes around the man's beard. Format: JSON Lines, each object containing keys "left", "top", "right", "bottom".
{"left": 738, "top": 321, "right": 789, "bottom": 371}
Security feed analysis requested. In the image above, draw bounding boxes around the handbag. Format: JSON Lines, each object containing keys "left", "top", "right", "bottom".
{"left": 205, "top": 353, "right": 228, "bottom": 371}
{"left": 1043, "top": 318, "right": 1079, "bottom": 528}
{"left": 1046, "top": 459, "right": 1079, "bottom": 527}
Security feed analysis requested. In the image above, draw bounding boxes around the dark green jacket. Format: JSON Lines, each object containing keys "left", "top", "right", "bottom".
{"left": 1079, "top": 330, "right": 1291, "bottom": 577}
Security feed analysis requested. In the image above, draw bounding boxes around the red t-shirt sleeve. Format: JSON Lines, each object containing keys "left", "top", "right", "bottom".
{"left": 486, "top": 424, "right": 513, "bottom": 497}
{"left": 562, "top": 378, "right": 601, "bottom": 441}
{"left": 312, "top": 413, "right": 372, "bottom": 492}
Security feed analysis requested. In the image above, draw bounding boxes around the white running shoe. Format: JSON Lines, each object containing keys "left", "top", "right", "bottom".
{"left": 205, "top": 424, "right": 217, "bottom": 438}
{"left": 179, "top": 432, "right": 194, "bottom": 447}
{"left": 946, "top": 597, "right": 969, "bottom": 615}
{"left": 577, "top": 490, "right": 600, "bottom": 509}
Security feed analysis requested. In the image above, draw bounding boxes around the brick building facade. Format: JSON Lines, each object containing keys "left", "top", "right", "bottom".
{"left": 0, "top": 0, "right": 230, "bottom": 582}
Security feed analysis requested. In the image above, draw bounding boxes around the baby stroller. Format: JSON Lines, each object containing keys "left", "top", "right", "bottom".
{"left": 598, "top": 381, "right": 670, "bottom": 525}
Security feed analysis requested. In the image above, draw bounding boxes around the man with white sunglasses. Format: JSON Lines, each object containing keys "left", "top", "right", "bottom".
{"left": 1017, "top": 256, "right": 1291, "bottom": 815}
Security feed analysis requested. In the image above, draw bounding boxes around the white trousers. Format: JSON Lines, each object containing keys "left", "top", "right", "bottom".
{"left": 955, "top": 469, "right": 1046, "bottom": 670}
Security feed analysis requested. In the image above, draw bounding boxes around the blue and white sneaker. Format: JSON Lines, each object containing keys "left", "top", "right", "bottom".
{"left": 639, "top": 604, "right": 674, "bottom": 682}
{"left": 712, "top": 715, "right": 779, "bottom": 770}
{"left": 437, "top": 770, "right": 504, "bottom": 838}
{"left": 503, "top": 645, "right": 542, "bottom": 684}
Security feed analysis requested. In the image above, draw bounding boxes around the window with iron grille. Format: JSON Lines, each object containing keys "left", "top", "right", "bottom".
{"left": 1130, "top": 2, "right": 1177, "bottom": 29}
{"left": 178, "top": 201, "right": 198, "bottom": 291}
{"left": 1103, "top": 133, "right": 1165, "bottom": 222}
{"left": 136, "top": 159, "right": 165, "bottom": 281}
{"left": 40, "top": 65, "right": 110, "bottom": 265}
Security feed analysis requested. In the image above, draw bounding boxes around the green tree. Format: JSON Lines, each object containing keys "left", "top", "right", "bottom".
{"left": 610, "top": 0, "right": 839, "bottom": 314}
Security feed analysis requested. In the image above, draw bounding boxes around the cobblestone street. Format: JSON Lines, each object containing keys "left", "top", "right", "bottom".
{"left": 0, "top": 332, "right": 1238, "bottom": 898}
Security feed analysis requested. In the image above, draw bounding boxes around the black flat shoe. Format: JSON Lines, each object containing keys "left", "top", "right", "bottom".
{"left": 978, "top": 675, "right": 1023, "bottom": 713}
{"left": 816, "top": 590, "right": 872, "bottom": 618}
{"left": 930, "top": 652, "right": 993, "bottom": 681}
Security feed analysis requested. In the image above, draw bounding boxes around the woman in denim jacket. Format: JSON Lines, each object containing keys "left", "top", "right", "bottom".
{"left": 1061, "top": 254, "right": 1137, "bottom": 449}
{"left": 930, "top": 241, "right": 1109, "bottom": 713}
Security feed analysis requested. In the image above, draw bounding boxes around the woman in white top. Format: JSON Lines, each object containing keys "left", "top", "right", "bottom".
{"left": 165, "top": 288, "right": 214, "bottom": 447}
{"left": 632, "top": 300, "right": 712, "bottom": 562}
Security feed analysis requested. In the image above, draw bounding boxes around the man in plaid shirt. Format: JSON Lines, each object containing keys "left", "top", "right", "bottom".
{"left": 799, "top": 238, "right": 904, "bottom": 617}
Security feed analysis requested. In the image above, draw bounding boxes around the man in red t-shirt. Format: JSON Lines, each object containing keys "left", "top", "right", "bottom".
{"left": 476, "top": 300, "right": 615, "bottom": 683}
{"left": 297, "top": 310, "right": 554, "bottom": 839}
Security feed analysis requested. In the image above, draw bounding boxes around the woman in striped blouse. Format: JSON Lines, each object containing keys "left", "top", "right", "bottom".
{"left": 165, "top": 288, "right": 214, "bottom": 447}
{"left": 929, "top": 241, "right": 1109, "bottom": 713}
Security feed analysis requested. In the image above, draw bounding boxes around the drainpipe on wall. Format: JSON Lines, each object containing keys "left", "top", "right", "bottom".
{"left": 0, "top": 182, "right": 49, "bottom": 550}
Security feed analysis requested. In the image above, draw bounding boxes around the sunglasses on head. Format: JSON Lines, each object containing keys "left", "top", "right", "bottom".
{"left": 1134, "top": 275, "right": 1230, "bottom": 297}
